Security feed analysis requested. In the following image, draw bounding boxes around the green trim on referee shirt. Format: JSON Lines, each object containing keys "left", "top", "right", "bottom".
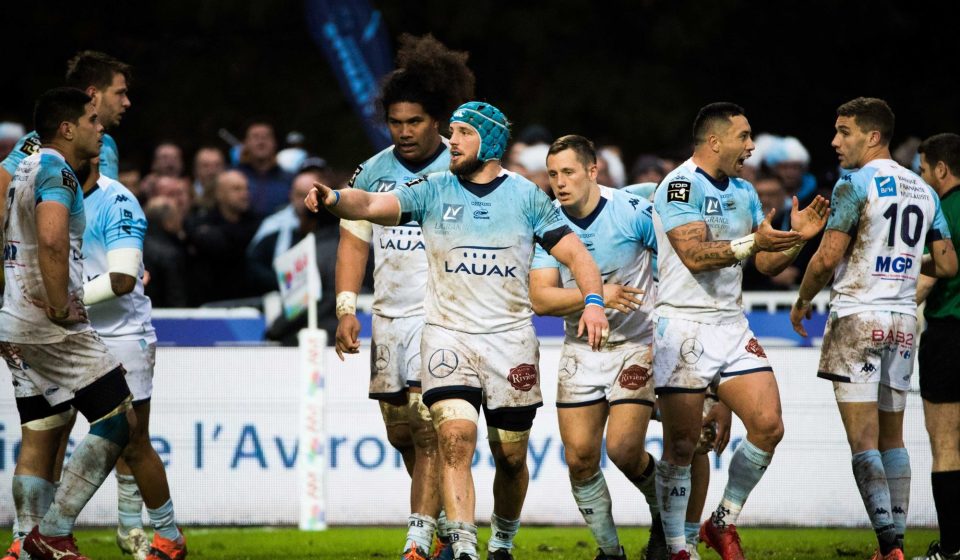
{"left": 925, "top": 184, "right": 960, "bottom": 321}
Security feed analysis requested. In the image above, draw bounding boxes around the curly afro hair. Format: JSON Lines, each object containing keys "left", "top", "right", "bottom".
{"left": 379, "top": 34, "right": 476, "bottom": 123}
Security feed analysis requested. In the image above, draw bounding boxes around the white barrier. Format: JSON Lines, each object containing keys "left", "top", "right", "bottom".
{"left": 0, "top": 345, "right": 935, "bottom": 527}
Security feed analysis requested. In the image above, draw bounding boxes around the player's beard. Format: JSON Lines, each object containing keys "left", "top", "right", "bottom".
{"left": 450, "top": 152, "right": 484, "bottom": 178}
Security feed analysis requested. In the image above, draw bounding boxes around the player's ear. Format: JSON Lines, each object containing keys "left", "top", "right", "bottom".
{"left": 587, "top": 163, "right": 598, "bottom": 181}
{"left": 936, "top": 160, "right": 948, "bottom": 181}
{"left": 85, "top": 86, "right": 99, "bottom": 103}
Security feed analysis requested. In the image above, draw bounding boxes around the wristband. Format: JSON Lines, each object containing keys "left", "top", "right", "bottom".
{"left": 330, "top": 190, "right": 341, "bottom": 207}
{"left": 584, "top": 293, "right": 604, "bottom": 309}
{"left": 336, "top": 291, "right": 358, "bottom": 319}
{"left": 730, "top": 233, "right": 757, "bottom": 260}
{"left": 782, "top": 240, "right": 806, "bottom": 259}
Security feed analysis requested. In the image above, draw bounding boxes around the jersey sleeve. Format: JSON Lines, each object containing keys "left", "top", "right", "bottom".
{"left": 654, "top": 176, "right": 705, "bottom": 232}
{"left": 630, "top": 197, "right": 658, "bottom": 251}
{"left": 35, "top": 165, "right": 78, "bottom": 208}
{"left": 99, "top": 134, "right": 120, "bottom": 179}
{"left": 927, "top": 192, "right": 952, "bottom": 244}
{"left": 101, "top": 187, "right": 147, "bottom": 250}
{"left": 531, "top": 243, "right": 560, "bottom": 270}
{"left": 748, "top": 185, "right": 765, "bottom": 228}
{"left": 347, "top": 161, "right": 374, "bottom": 191}
{"left": 528, "top": 186, "right": 571, "bottom": 253}
{"left": 825, "top": 174, "right": 867, "bottom": 233}
{"left": 392, "top": 175, "right": 430, "bottom": 224}
{"left": 1, "top": 132, "right": 41, "bottom": 176}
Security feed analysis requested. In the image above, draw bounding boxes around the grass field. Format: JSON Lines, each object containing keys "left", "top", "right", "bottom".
{"left": 65, "top": 526, "right": 939, "bottom": 559}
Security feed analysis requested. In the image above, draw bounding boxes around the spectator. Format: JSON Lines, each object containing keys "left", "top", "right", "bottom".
{"left": 764, "top": 135, "right": 818, "bottom": 204}
{"left": 741, "top": 132, "right": 778, "bottom": 184}
{"left": 152, "top": 175, "right": 193, "bottom": 218}
{"left": 151, "top": 142, "right": 185, "bottom": 177}
{"left": 117, "top": 159, "right": 142, "bottom": 199}
{"left": 192, "top": 146, "right": 226, "bottom": 208}
{"left": 190, "top": 170, "right": 262, "bottom": 304}
{"left": 630, "top": 153, "right": 667, "bottom": 185}
{"left": 247, "top": 165, "right": 332, "bottom": 294}
{"left": 143, "top": 196, "right": 191, "bottom": 307}
{"left": 234, "top": 120, "right": 294, "bottom": 216}
{"left": 276, "top": 131, "right": 308, "bottom": 174}
{"left": 742, "top": 173, "right": 813, "bottom": 291}
{"left": 514, "top": 143, "right": 551, "bottom": 196}
{"left": 0, "top": 121, "right": 25, "bottom": 160}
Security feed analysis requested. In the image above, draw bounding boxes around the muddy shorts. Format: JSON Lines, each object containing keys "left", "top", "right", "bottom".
{"left": 103, "top": 338, "right": 155, "bottom": 403}
{"left": 556, "top": 339, "right": 654, "bottom": 407}
{"left": 653, "top": 316, "right": 772, "bottom": 393}
{"left": 817, "top": 311, "right": 916, "bottom": 392}
{"left": 369, "top": 314, "right": 424, "bottom": 400}
{"left": 0, "top": 330, "right": 121, "bottom": 406}
{"left": 420, "top": 323, "right": 543, "bottom": 412}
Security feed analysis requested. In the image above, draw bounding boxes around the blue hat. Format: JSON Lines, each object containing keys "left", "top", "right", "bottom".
{"left": 450, "top": 101, "right": 510, "bottom": 162}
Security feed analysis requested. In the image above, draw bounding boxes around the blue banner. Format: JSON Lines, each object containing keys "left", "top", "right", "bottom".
{"left": 305, "top": 0, "right": 393, "bottom": 150}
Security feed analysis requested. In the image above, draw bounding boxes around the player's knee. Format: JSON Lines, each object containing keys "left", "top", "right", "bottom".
{"left": 385, "top": 423, "right": 414, "bottom": 453}
{"left": 664, "top": 434, "right": 699, "bottom": 464}
{"left": 438, "top": 428, "right": 475, "bottom": 468}
{"left": 490, "top": 444, "right": 527, "bottom": 478}
{"left": 564, "top": 446, "right": 601, "bottom": 480}
{"left": 407, "top": 393, "right": 438, "bottom": 449}
{"left": 606, "top": 441, "right": 642, "bottom": 473}
{"left": 751, "top": 414, "right": 784, "bottom": 448}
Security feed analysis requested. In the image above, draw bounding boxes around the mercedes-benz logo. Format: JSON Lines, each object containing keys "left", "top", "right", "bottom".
{"left": 374, "top": 345, "right": 391, "bottom": 371}
{"left": 558, "top": 355, "right": 577, "bottom": 379}
{"left": 680, "top": 338, "right": 704, "bottom": 364}
{"left": 428, "top": 349, "right": 459, "bottom": 378}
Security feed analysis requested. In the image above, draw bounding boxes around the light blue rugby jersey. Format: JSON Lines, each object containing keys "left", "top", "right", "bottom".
{"left": 825, "top": 158, "right": 950, "bottom": 317}
{"left": 82, "top": 175, "right": 155, "bottom": 339}
{"left": 532, "top": 186, "right": 658, "bottom": 346}
{"left": 0, "top": 148, "right": 89, "bottom": 343}
{"left": 2, "top": 131, "right": 119, "bottom": 179}
{"left": 392, "top": 169, "right": 572, "bottom": 334}
{"left": 349, "top": 141, "right": 449, "bottom": 318}
{"left": 653, "top": 158, "right": 764, "bottom": 323}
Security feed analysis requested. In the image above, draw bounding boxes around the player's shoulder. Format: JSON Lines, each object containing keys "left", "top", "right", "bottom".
{"left": 348, "top": 145, "right": 396, "bottom": 188}
{"left": 95, "top": 175, "right": 139, "bottom": 204}
{"left": 101, "top": 133, "right": 118, "bottom": 149}
{"left": 655, "top": 160, "right": 698, "bottom": 205}
{"left": 36, "top": 151, "right": 76, "bottom": 184}
{"left": 607, "top": 185, "right": 652, "bottom": 212}
{"left": 15, "top": 131, "right": 42, "bottom": 157}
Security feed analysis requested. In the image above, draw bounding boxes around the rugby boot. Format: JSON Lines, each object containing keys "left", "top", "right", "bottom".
{"left": 146, "top": 530, "right": 187, "bottom": 560}
{"left": 913, "top": 541, "right": 960, "bottom": 560}
{"left": 645, "top": 514, "right": 667, "bottom": 560}
{"left": 402, "top": 544, "right": 431, "bottom": 560}
{"left": 1, "top": 538, "right": 20, "bottom": 560}
{"left": 23, "top": 527, "right": 89, "bottom": 560}
{"left": 488, "top": 549, "right": 514, "bottom": 560}
{"left": 668, "top": 551, "right": 691, "bottom": 560}
{"left": 432, "top": 535, "right": 454, "bottom": 560}
{"left": 869, "top": 548, "right": 904, "bottom": 560}
{"left": 699, "top": 519, "right": 744, "bottom": 560}
{"left": 117, "top": 527, "right": 151, "bottom": 559}
{"left": 595, "top": 545, "right": 627, "bottom": 559}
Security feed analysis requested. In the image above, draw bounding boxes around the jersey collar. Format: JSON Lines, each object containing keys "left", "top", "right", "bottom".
{"left": 562, "top": 196, "right": 607, "bottom": 230}
{"left": 695, "top": 166, "right": 730, "bottom": 191}
{"left": 393, "top": 141, "right": 447, "bottom": 174}
{"left": 458, "top": 173, "right": 508, "bottom": 198}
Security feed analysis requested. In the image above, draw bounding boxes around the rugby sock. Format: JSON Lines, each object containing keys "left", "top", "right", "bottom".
{"left": 12, "top": 475, "right": 56, "bottom": 537}
{"left": 39, "top": 415, "right": 128, "bottom": 537}
{"left": 438, "top": 509, "right": 451, "bottom": 538}
{"left": 713, "top": 439, "right": 772, "bottom": 527}
{"left": 570, "top": 471, "right": 620, "bottom": 555}
{"left": 448, "top": 521, "right": 478, "bottom": 560}
{"left": 852, "top": 450, "right": 898, "bottom": 554}
{"left": 147, "top": 498, "right": 181, "bottom": 541}
{"left": 880, "top": 448, "right": 910, "bottom": 545}
{"left": 404, "top": 513, "right": 436, "bottom": 553}
{"left": 629, "top": 452, "right": 660, "bottom": 517}
{"left": 685, "top": 521, "right": 701, "bottom": 548}
{"left": 116, "top": 473, "right": 144, "bottom": 533}
{"left": 655, "top": 461, "right": 691, "bottom": 554}
{"left": 932, "top": 471, "right": 960, "bottom": 554}
{"left": 488, "top": 513, "right": 520, "bottom": 552}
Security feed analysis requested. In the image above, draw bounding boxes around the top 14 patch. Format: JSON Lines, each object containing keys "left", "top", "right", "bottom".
{"left": 667, "top": 180, "right": 691, "bottom": 203}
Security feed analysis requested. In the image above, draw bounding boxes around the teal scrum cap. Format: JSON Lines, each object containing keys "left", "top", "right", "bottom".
{"left": 450, "top": 101, "right": 510, "bottom": 162}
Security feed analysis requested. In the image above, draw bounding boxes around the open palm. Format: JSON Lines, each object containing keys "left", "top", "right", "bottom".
{"left": 790, "top": 195, "right": 830, "bottom": 241}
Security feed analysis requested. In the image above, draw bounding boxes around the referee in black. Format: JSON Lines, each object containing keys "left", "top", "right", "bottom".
{"left": 916, "top": 132, "right": 960, "bottom": 560}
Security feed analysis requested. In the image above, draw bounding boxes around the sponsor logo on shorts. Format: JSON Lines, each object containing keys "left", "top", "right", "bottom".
{"left": 871, "top": 329, "right": 914, "bottom": 347}
{"left": 680, "top": 338, "right": 703, "bottom": 364}
{"left": 619, "top": 365, "right": 651, "bottom": 390}
{"left": 860, "top": 363, "right": 877, "bottom": 373}
{"left": 558, "top": 355, "right": 577, "bottom": 378}
{"left": 507, "top": 363, "right": 538, "bottom": 392}
{"left": 374, "top": 346, "right": 390, "bottom": 372}
{"left": 427, "top": 349, "right": 459, "bottom": 378}
{"left": 745, "top": 337, "right": 767, "bottom": 359}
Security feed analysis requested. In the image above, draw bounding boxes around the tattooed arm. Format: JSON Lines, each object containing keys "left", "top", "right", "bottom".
{"left": 667, "top": 211, "right": 802, "bottom": 274}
